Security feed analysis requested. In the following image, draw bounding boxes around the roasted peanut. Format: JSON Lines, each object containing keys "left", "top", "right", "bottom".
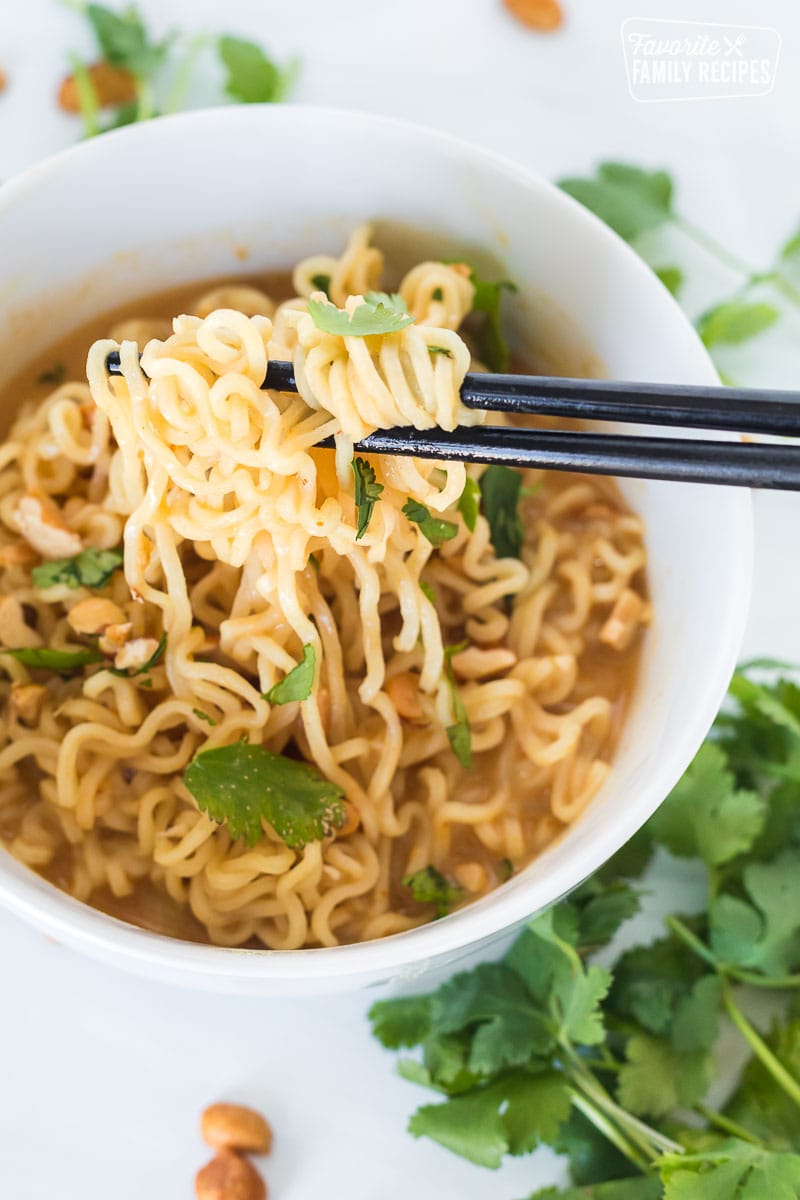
{"left": 0, "top": 595, "right": 41, "bottom": 649}
{"left": 385, "top": 671, "right": 424, "bottom": 720}
{"left": 9, "top": 684, "right": 47, "bottom": 723}
{"left": 67, "top": 597, "right": 126, "bottom": 637}
{"left": 195, "top": 1151, "right": 266, "bottom": 1200}
{"left": 58, "top": 62, "right": 137, "bottom": 113}
{"left": 98, "top": 621, "right": 133, "bottom": 654}
{"left": 336, "top": 800, "right": 361, "bottom": 837}
{"left": 453, "top": 861, "right": 489, "bottom": 893}
{"left": 201, "top": 1103, "right": 273, "bottom": 1155}
{"left": 14, "top": 492, "right": 82, "bottom": 560}
{"left": 599, "top": 588, "right": 648, "bottom": 652}
{"left": 503, "top": 0, "right": 563, "bottom": 31}
{"left": 113, "top": 636, "right": 160, "bottom": 672}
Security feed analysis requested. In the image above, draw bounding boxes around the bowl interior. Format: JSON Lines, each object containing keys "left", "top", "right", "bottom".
{"left": 0, "top": 106, "right": 752, "bottom": 993}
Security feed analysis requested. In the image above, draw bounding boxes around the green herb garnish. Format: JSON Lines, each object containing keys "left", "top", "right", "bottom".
{"left": 108, "top": 631, "right": 166, "bottom": 678}
{"left": 559, "top": 162, "right": 674, "bottom": 243}
{"left": 654, "top": 265, "right": 683, "bottom": 297}
{"left": 309, "top": 273, "right": 331, "bottom": 297}
{"left": 428, "top": 345, "right": 452, "bottom": 358}
{"left": 32, "top": 547, "right": 123, "bottom": 591}
{"left": 308, "top": 293, "right": 414, "bottom": 337}
{"left": 264, "top": 644, "right": 316, "bottom": 705}
{"left": 480, "top": 464, "right": 524, "bottom": 559}
{"left": 402, "top": 866, "right": 465, "bottom": 919}
{"left": 697, "top": 300, "right": 780, "bottom": 348}
{"left": 218, "top": 35, "right": 298, "bottom": 103}
{"left": 370, "top": 663, "right": 800, "bottom": 1195}
{"left": 402, "top": 500, "right": 458, "bottom": 548}
{"left": 457, "top": 476, "right": 481, "bottom": 533}
{"left": 184, "top": 742, "right": 346, "bottom": 849}
{"left": 192, "top": 708, "right": 218, "bottom": 727}
{"left": 419, "top": 581, "right": 436, "bottom": 605}
{"left": 2, "top": 646, "right": 104, "bottom": 672}
{"left": 351, "top": 457, "right": 384, "bottom": 540}
{"left": 444, "top": 642, "right": 471, "bottom": 769}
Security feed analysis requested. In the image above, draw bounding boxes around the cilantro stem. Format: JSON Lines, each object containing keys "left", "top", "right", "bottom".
{"left": 164, "top": 33, "right": 208, "bottom": 113}
{"left": 673, "top": 214, "right": 758, "bottom": 279}
{"left": 134, "top": 76, "right": 156, "bottom": 121}
{"left": 694, "top": 1102, "right": 763, "bottom": 1146}
{"left": 722, "top": 979, "right": 800, "bottom": 1109}
{"left": 68, "top": 53, "right": 100, "bottom": 138}
{"left": 728, "top": 967, "right": 800, "bottom": 989}
{"left": 664, "top": 915, "right": 719, "bottom": 969}
{"left": 567, "top": 1088, "right": 652, "bottom": 1174}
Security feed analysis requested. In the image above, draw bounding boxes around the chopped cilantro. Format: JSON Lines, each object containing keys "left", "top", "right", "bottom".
{"left": 402, "top": 499, "right": 458, "bottom": 548}
{"left": 427, "top": 345, "right": 452, "bottom": 357}
{"left": 308, "top": 292, "right": 414, "bottom": 337}
{"left": 697, "top": 300, "right": 780, "bottom": 348}
{"left": 264, "top": 643, "right": 316, "bottom": 705}
{"left": 480, "top": 464, "right": 524, "bottom": 559}
{"left": 558, "top": 162, "right": 674, "bottom": 243}
{"left": 443, "top": 642, "right": 471, "bottom": 769}
{"left": 419, "top": 580, "right": 436, "bottom": 605}
{"left": 192, "top": 708, "right": 218, "bottom": 727}
{"left": 402, "top": 866, "right": 464, "bottom": 918}
{"left": 1, "top": 646, "right": 104, "bottom": 672}
{"left": 351, "top": 457, "right": 384, "bottom": 540}
{"left": 457, "top": 476, "right": 481, "bottom": 533}
{"left": 218, "top": 35, "right": 298, "bottom": 104}
{"left": 309, "top": 272, "right": 331, "bottom": 297}
{"left": 184, "top": 742, "right": 346, "bottom": 849}
{"left": 32, "top": 547, "right": 123, "bottom": 591}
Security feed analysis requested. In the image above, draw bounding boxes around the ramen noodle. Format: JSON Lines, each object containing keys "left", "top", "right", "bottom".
{"left": 0, "top": 228, "right": 649, "bottom": 948}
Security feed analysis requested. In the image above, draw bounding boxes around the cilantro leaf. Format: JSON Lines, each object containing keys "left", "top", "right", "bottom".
{"left": 658, "top": 1139, "right": 800, "bottom": 1200}
{"left": 725, "top": 1017, "right": 800, "bottom": 1151}
{"left": 608, "top": 934, "right": 711, "bottom": 1037}
{"left": 184, "top": 742, "right": 346, "bottom": 849}
{"left": 618, "top": 1033, "right": 712, "bottom": 1117}
{"left": 480, "top": 464, "right": 524, "bottom": 560}
{"left": 86, "top": 3, "right": 169, "bottom": 78}
{"left": 264, "top": 643, "right": 315, "bottom": 705}
{"left": 457, "top": 476, "right": 481, "bottom": 532}
{"left": 309, "top": 273, "right": 331, "bottom": 296}
{"left": 655, "top": 265, "right": 684, "bottom": 296}
{"left": 308, "top": 293, "right": 414, "bottom": 337}
{"left": 647, "top": 742, "right": 764, "bottom": 867}
{"left": 408, "top": 1070, "right": 571, "bottom": 1168}
{"left": 566, "top": 877, "right": 641, "bottom": 954}
{"left": 1, "top": 646, "right": 104, "bottom": 672}
{"left": 709, "top": 850, "right": 800, "bottom": 975}
{"left": 431, "top": 963, "right": 555, "bottom": 1074}
{"left": 351, "top": 457, "right": 383, "bottom": 540}
{"left": 552, "top": 1110, "right": 642, "bottom": 1188}
{"left": 402, "top": 866, "right": 464, "bottom": 919}
{"left": 781, "top": 227, "right": 800, "bottom": 262}
{"left": 443, "top": 643, "right": 472, "bottom": 770}
{"left": 419, "top": 580, "right": 436, "bottom": 605}
{"left": 697, "top": 300, "right": 780, "bottom": 348}
{"left": 528, "top": 1180, "right": 662, "bottom": 1200}
{"left": 32, "top": 547, "right": 123, "bottom": 591}
{"left": 558, "top": 162, "right": 674, "bottom": 243}
{"left": 218, "top": 35, "right": 297, "bottom": 103}
{"left": 467, "top": 270, "right": 517, "bottom": 372}
{"left": 402, "top": 499, "right": 458, "bottom": 548}
{"left": 368, "top": 995, "right": 433, "bottom": 1050}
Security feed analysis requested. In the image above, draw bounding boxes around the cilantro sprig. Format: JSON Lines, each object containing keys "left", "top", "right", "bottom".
{"left": 558, "top": 161, "right": 800, "bottom": 381}
{"left": 351, "top": 457, "right": 384, "bottom": 540}
{"left": 308, "top": 292, "right": 414, "bottom": 337}
{"left": 480, "top": 464, "right": 524, "bottom": 560}
{"left": 443, "top": 642, "right": 471, "bottom": 769}
{"left": 184, "top": 742, "right": 345, "bottom": 849}
{"left": 402, "top": 500, "right": 458, "bottom": 548}
{"left": 370, "top": 663, "right": 800, "bottom": 1197}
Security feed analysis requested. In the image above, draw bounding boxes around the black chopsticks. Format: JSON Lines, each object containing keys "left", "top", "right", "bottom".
{"left": 104, "top": 352, "right": 800, "bottom": 490}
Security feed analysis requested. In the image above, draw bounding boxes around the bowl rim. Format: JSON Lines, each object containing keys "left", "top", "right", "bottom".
{"left": 0, "top": 102, "right": 753, "bottom": 984}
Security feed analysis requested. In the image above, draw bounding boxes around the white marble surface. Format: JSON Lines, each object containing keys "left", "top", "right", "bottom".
{"left": 0, "top": 1, "right": 798, "bottom": 1196}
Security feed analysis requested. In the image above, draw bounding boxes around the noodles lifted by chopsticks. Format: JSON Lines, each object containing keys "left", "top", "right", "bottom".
{"left": 0, "top": 226, "right": 649, "bottom": 948}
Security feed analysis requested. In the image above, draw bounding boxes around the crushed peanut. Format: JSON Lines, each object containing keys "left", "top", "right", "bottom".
{"left": 98, "top": 622, "right": 133, "bottom": 654}
{"left": 195, "top": 1151, "right": 267, "bottom": 1200}
{"left": 201, "top": 1103, "right": 272, "bottom": 1156}
{"left": 14, "top": 492, "right": 82, "bottom": 560}
{"left": 113, "top": 637, "right": 160, "bottom": 672}
{"left": 503, "top": 0, "right": 563, "bottom": 31}
{"left": 0, "top": 595, "right": 42, "bottom": 649}
{"left": 67, "top": 597, "right": 126, "bottom": 637}
{"left": 599, "top": 588, "right": 648, "bottom": 652}
{"left": 9, "top": 684, "right": 47, "bottom": 723}
{"left": 385, "top": 671, "right": 424, "bottom": 721}
{"left": 453, "top": 861, "right": 489, "bottom": 893}
{"left": 58, "top": 62, "right": 137, "bottom": 113}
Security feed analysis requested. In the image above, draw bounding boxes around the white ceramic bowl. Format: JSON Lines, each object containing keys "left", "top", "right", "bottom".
{"left": 0, "top": 106, "right": 751, "bottom": 995}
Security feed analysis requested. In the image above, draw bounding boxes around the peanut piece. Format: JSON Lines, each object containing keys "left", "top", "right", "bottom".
{"left": 201, "top": 1103, "right": 273, "bottom": 1155}
{"left": 58, "top": 62, "right": 137, "bottom": 113}
{"left": 67, "top": 598, "right": 126, "bottom": 637}
{"left": 453, "top": 861, "right": 489, "bottom": 893}
{"left": 385, "top": 671, "right": 424, "bottom": 721}
{"left": 503, "top": 0, "right": 563, "bottom": 31}
{"left": 9, "top": 684, "right": 46, "bottom": 723}
{"left": 14, "top": 492, "right": 82, "bottom": 560}
{"left": 0, "top": 596, "right": 41, "bottom": 649}
{"left": 195, "top": 1152, "right": 266, "bottom": 1200}
{"left": 336, "top": 800, "right": 361, "bottom": 837}
{"left": 599, "top": 588, "right": 647, "bottom": 652}
{"left": 113, "top": 637, "right": 160, "bottom": 672}
{"left": 98, "top": 622, "right": 133, "bottom": 654}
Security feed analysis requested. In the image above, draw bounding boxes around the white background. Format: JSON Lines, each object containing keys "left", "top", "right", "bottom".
{"left": 0, "top": 1, "right": 799, "bottom": 1196}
